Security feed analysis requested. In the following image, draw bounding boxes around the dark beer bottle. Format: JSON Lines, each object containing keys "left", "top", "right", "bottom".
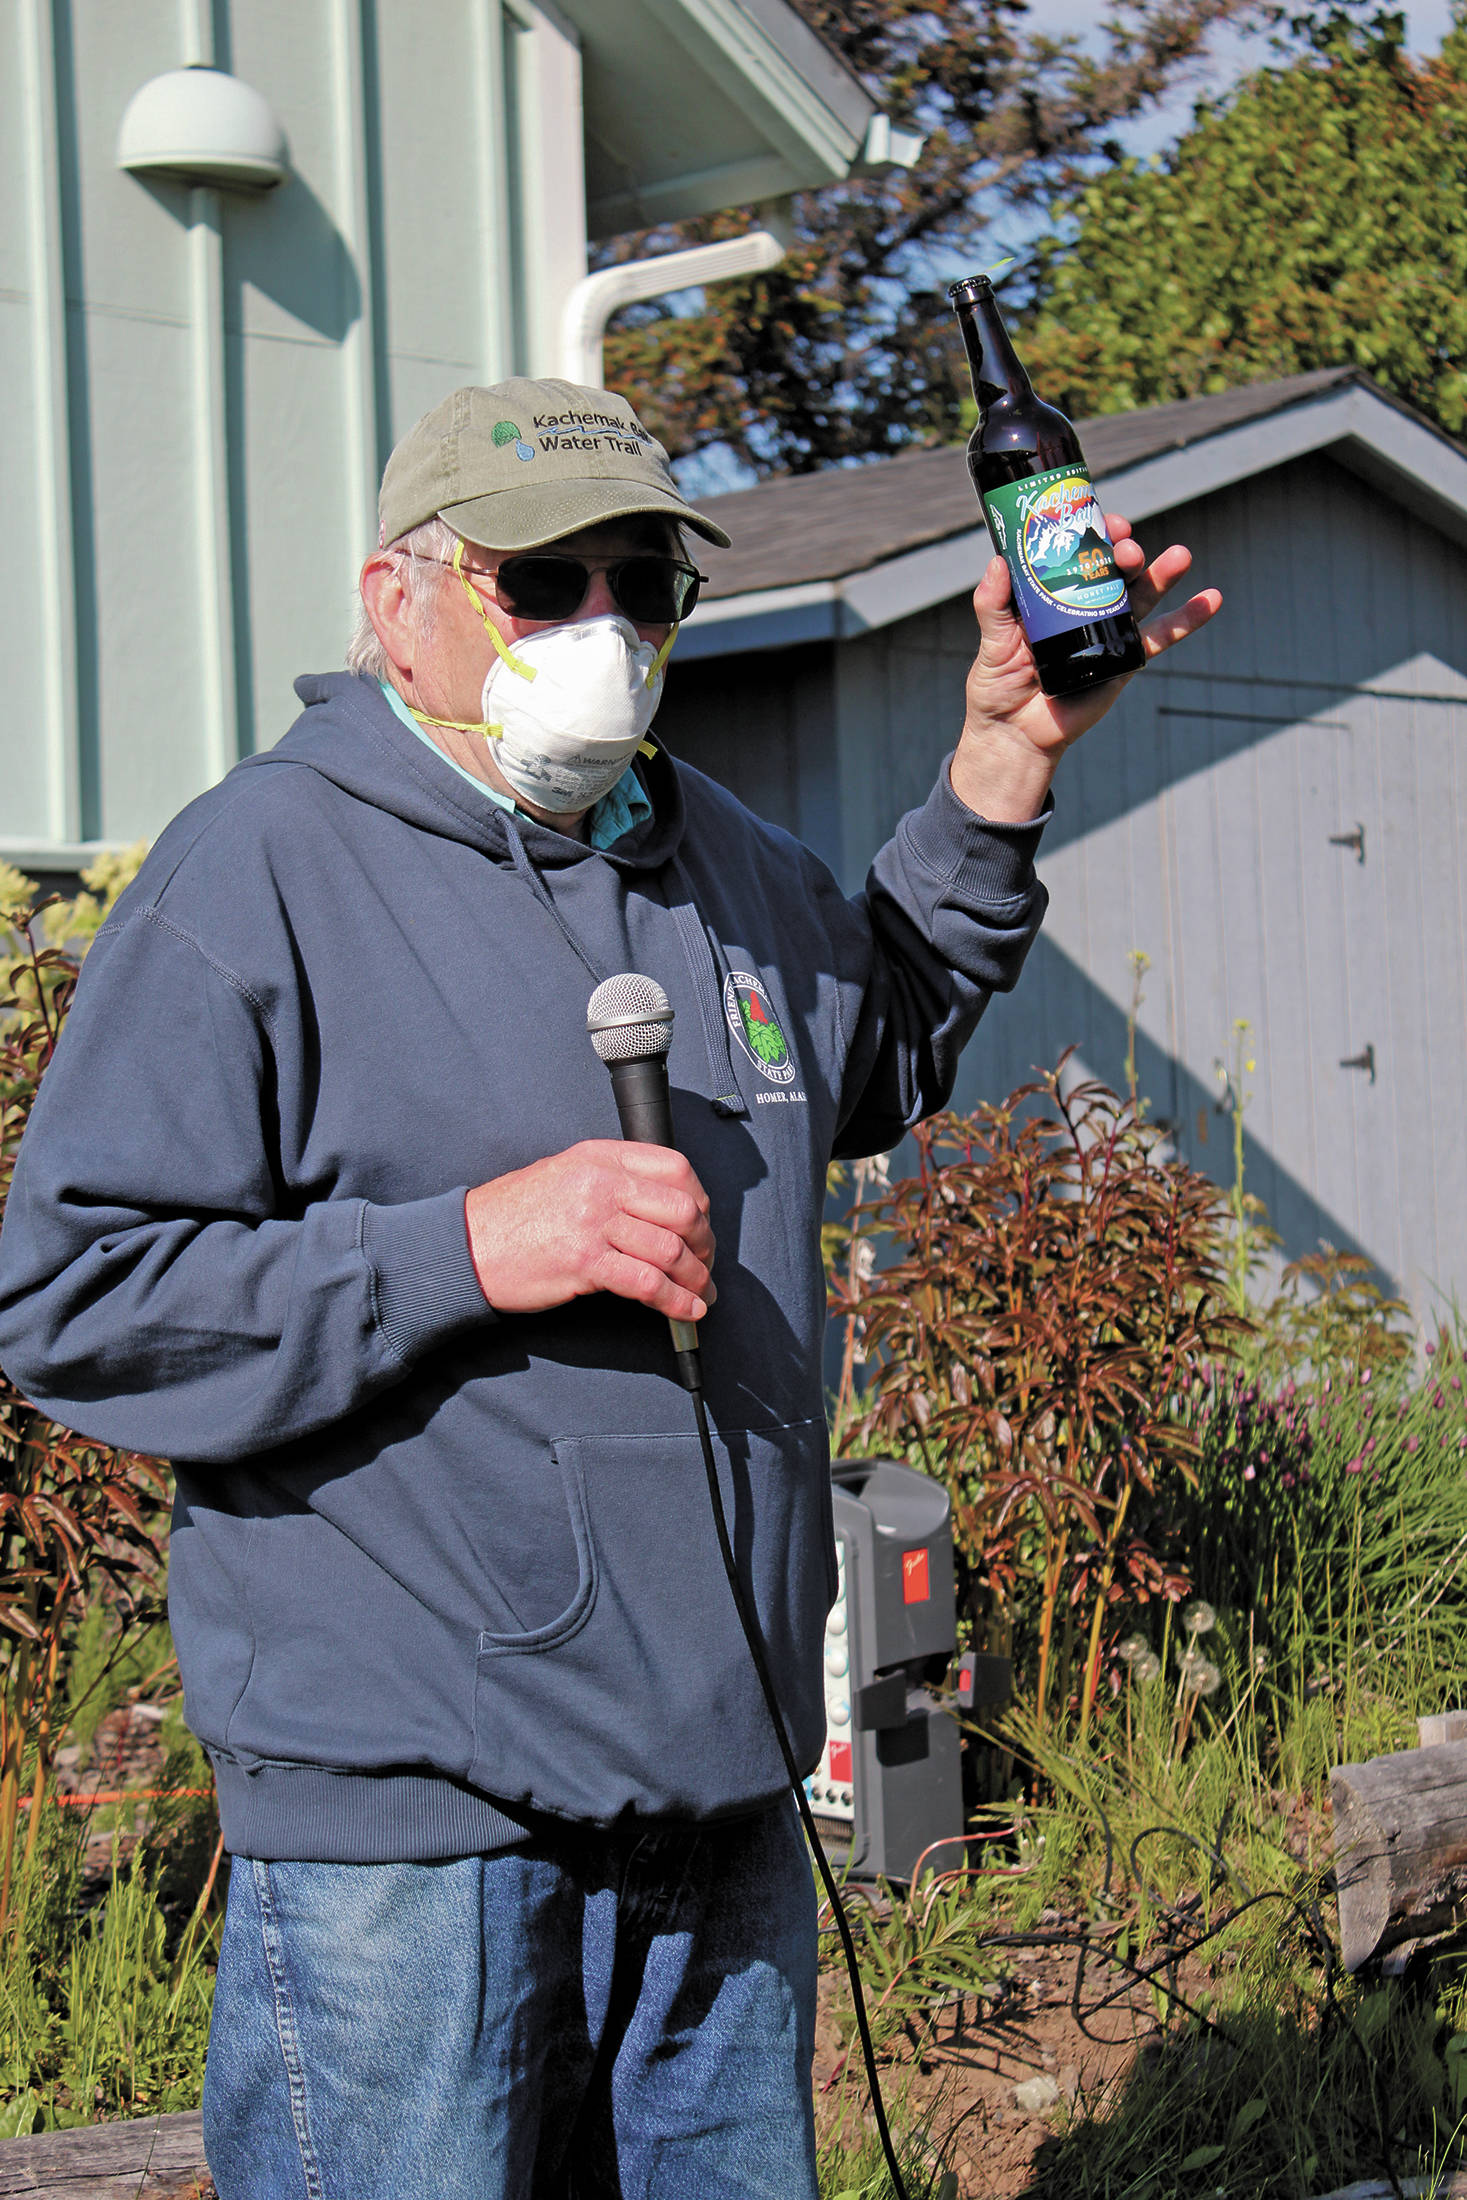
{"left": 949, "top": 273, "right": 1145, "bottom": 697}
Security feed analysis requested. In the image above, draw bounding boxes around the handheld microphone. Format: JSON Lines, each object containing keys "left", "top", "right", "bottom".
{"left": 586, "top": 973, "right": 702, "bottom": 1394}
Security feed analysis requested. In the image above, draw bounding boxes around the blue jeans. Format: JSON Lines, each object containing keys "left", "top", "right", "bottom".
{"left": 202, "top": 1798, "right": 818, "bottom": 2199}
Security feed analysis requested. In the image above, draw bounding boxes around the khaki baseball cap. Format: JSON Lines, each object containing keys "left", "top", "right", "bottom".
{"left": 376, "top": 379, "right": 732, "bottom": 552}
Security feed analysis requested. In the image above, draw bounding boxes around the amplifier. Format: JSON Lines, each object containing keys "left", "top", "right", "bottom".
{"left": 803, "top": 1457, "right": 963, "bottom": 1884}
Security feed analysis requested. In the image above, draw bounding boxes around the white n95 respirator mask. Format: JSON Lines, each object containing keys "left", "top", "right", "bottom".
{"left": 479, "top": 612, "right": 670, "bottom": 813}
{"left": 409, "top": 538, "right": 676, "bottom": 815}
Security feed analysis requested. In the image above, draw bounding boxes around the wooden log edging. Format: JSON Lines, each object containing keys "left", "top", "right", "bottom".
{"left": 0, "top": 2108, "right": 206, "bottom": 2198}
{"left": 1330, "top": 1740, "right": 1467, "bottom": 1971}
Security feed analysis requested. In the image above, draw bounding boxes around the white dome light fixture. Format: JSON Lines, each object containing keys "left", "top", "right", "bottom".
{"left": 117, "top": 66, "right": 288, "bottom": 193}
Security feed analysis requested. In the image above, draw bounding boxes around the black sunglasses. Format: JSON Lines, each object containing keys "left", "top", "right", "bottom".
{"left": 490, "top": 553, "right": 705, "bottom": 626}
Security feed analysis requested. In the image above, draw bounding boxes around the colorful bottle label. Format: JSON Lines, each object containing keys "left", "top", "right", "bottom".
{"left": 980, "top": 463, "right": 1129, "bottom": 644}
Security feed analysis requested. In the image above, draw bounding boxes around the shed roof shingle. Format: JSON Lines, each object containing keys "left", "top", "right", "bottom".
{"left": 690, "top": 367, "right": 1369, "bottom": 600}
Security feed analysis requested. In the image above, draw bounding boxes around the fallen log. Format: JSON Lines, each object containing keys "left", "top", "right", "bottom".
{"left": 0, "top": 2108, "right": 206, "bottom": 2198}
{"left": 1331, "top": 1740, "right": 1467, "bottom": 1971}
{"left": 1309, "top": 2180, "right": 1467, "bottom": 2200}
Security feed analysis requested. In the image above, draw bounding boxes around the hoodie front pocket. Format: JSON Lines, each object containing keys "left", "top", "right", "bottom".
{"left": 470, "top": 1418, "right": 830, "bottom": 1823}
{"left": 474, "top": 1442, "right": 597, "bottom": 1651}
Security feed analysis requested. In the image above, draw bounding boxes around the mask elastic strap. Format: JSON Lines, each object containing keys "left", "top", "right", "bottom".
{"left": 453, "top": 537, "right": 538, "bottom": 684}
{"left": 646, "top": 623, "right": 678, "bottom": 688}
{"left": 409, "top": 706, "right": 501, "bottom": 737}
{"left": 629, "top": 629, "right": 678, "bottom": 758}
{"left": 407, "top": 538, "right": 544, "bottom": 738}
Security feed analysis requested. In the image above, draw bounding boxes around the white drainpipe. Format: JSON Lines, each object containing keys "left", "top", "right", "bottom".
{"left": 558, "top": 204, "right": 794, "bottom": 389}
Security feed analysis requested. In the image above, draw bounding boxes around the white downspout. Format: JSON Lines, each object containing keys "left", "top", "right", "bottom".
{"left": 559, "top": 203, "right": 794, "bottom": 389}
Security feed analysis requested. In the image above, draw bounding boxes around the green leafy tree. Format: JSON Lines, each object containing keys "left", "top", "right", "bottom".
{"left": 1020, "top": 5, "right": 1467, "bottom": 433}
{"left": 601, "top": 0, "right": 1264, "bottom": 475}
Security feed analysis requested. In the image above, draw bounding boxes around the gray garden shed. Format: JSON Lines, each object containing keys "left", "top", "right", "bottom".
{"left": 657, "top": 369, "right": 1467, "bottom": 1320}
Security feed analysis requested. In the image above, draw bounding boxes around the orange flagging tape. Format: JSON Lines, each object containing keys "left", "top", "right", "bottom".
{"left": 19, "top": 1787, "right": 215, "bottom": 1809}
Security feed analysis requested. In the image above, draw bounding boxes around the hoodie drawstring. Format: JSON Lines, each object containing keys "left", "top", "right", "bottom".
{"left": 502, "top": 819, "right": 603, "bottom": 987}
{"left": 500, "top": 823, "right": 747, "bottom": 1119}
{"left": 665, "top": 855, "right": 747, "bottom": 1119}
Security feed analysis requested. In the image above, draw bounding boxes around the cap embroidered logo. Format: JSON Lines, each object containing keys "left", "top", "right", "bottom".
{"left": 493, "top": 418, "right": 535, "bottom": 462}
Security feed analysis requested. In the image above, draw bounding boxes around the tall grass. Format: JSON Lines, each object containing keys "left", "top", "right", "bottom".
{"left": 0, "top": 1793, "right": 217, "bottom": 2134}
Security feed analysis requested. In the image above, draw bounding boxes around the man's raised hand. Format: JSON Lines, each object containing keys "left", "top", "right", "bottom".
{"left": 950, "top": 517, "right": 1222, "bottom": 824}
{"left": 465, "top": 1141, "right": 716, "bottom": 1321}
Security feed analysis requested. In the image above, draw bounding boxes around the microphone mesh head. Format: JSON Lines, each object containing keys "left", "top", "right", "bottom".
{"left": 587, "top": 972, "right": 675, "bottom": 1063}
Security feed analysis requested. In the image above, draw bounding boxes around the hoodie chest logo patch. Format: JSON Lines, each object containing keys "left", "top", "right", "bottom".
{"left": 724, "top": 971, "right": 797, "bottom": 1086}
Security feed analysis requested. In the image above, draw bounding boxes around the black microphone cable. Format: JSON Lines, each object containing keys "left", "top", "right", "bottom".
{"left": 684, "top": 1375, "right": 916, "bottom": 2200}
{"left": 587, "top": 975, "right": 917, "bottom": 2200}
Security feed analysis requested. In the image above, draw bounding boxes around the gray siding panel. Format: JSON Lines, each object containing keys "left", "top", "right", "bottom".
{"left": 654, "top": 643, "right": 840, "bottom": 865}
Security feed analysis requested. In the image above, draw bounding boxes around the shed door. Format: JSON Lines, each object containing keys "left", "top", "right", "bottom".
{"left": 1153, "top": 679, "right": 1467, "bottom": 1312}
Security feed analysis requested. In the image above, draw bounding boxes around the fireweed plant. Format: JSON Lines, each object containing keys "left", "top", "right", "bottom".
{"left": 0, "top": 876, "right": 168, "bottom": 1931}
{"left": 1176, "top": 1318, "right": 1467, "bottom": 1737}
{"left": 832, "top": 1065, "right": 1247, "bottom": 1738}
{"left": 0, "top": 860, "right": 223, "bottom": 2137}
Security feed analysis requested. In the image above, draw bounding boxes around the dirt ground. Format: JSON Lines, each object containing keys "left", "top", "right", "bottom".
{"left": 813, "top": 1918, "right": 1174, "bottom": 2198}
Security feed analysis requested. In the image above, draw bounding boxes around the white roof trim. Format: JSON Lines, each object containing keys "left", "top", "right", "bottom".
{"left": 585, "top": 0, "right": 869, "bottom": 234}
{"left": 663, "top": 0, "right": 869, "bottom": 171}
{"left": 677, "top": 383, "right": 1467, "bottom": 660}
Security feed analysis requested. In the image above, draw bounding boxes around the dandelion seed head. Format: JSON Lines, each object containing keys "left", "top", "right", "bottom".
{"left": 1180, "top": 1650, "right": 1222, "bottom": 1697}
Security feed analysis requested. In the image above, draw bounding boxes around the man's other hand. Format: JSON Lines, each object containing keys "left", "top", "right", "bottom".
{"left": 464, "top": 1142, "right": 716, "bottom": 1320}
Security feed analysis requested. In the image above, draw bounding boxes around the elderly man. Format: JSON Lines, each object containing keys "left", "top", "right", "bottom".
{"left": 0, "top": 378, "right": 1217, "bottom": 2198}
